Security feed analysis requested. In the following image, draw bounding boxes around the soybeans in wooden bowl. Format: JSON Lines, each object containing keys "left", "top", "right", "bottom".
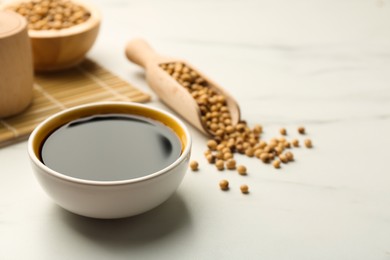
{"left": 3, "top": 0, "right": 101, "bottom": 71}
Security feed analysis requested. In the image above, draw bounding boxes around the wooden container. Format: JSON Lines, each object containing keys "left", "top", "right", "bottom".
{"left": 0, "top": 11, "right": 33, "bottom": 118}
{"left": 1, "top": 0, "right": 101, "bottom": 71}
{"left": 28, "top": 1, "right": 100, "bottom": 71}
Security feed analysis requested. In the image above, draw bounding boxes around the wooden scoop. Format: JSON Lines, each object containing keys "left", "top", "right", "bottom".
{"left": 125, "top": 38, "right": 240, "bottom": 136}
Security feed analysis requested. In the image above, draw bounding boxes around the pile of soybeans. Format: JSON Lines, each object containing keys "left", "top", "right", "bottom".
{"left": 160, "top": 62, "right": 313, "bottom": 194}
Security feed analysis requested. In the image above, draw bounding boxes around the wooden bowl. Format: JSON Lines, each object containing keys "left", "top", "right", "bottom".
{"left": 2, "top": 0, "right": 101, "bottom": 71}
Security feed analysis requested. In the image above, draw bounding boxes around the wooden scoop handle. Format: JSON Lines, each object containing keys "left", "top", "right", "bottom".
{"left": 125, "top": 39, "right": 161, "bottom": 68}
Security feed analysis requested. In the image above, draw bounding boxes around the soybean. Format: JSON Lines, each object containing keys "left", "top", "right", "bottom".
{"left": 237, "top": 165, "right": 247, "bottom": 175}
{"left": 240, "top": 184, "right": 249, "bottom": 194}
{"left": 219, "top": 179, "right": 229, "bottom": 190}
{"left": 304, "top": 139, "right": 313, "bottom": 148}
{"left": 10, "top": 0, "right": 91, "bottom": 30}
{"left": 190, "top": 161, "right": 199, "bottom": 171}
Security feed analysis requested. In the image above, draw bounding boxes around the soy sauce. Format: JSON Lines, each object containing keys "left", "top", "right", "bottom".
{"left": 40, "top": 114, "right": 182, "bottom": 181}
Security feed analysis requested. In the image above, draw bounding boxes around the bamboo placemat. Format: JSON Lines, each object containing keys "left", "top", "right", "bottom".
{"left": 0, "top": 59, "right": 150, "bottom": 147}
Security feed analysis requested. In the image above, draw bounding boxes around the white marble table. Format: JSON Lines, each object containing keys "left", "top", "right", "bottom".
{"left": 1, "top": 0, "right": 390, "bottom": 259}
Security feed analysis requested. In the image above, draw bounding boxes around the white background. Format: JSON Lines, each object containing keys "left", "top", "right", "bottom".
{"left": 1, "top": 0, "right": 390, "bottom": 259}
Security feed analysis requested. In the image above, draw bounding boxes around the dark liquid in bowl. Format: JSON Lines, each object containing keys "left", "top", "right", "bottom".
{"left": 40, "top": 114, "right": 182, "bottom": 181}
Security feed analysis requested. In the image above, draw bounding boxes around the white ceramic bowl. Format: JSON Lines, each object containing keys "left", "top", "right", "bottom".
{"left": 28, "top": 102, "right": 191, "bottom": 219}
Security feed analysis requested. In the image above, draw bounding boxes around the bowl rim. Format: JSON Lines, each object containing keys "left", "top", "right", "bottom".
{"left": 1, "top": 0, "right": 101, "bottom": 38}
{"left": 28, "top": 101, "right": 192, "bottom": 187}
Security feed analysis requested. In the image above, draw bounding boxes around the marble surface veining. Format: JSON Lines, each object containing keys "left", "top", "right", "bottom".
{"left": 0, "top": 0, "right": 390, "bottom": 259}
